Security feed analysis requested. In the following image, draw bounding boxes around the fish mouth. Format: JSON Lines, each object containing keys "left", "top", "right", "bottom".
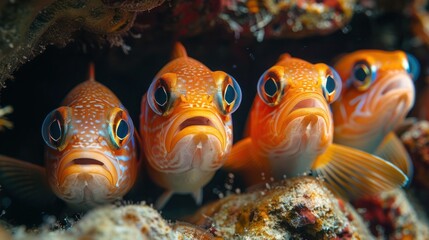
{"left": 282, "top": 95, "right": 330, "bottom": 126}
{"left": 57, "top": 151, "right": 119, "bottom": 188}
{"left": 371, "top": 72, "right": 415, "bottom": 120}
{"left": 165, "top": 110, "right": 226, "bottom": 152}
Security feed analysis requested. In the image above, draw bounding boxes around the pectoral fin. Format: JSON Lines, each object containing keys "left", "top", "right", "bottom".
{"left": 375, "top": 132, "right": 413, "bottom": 179}
{"left": 223, "top": 138, "right": 253, "bottom": 170}
{"left": 311, "top": 144, "right": 408, "bottom": 200}
{"left": 224, "top": 138, "right": 271, "bottom": 186}
{"left": 0, "top": 155, "right": 57, "bottom": 208}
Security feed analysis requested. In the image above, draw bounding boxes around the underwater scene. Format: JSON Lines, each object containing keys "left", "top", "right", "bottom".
{"left": 0, "top": 0, "right": 429, "bottom": 239}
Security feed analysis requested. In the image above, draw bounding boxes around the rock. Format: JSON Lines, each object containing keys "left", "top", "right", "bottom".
{"left": 10, "top": 203, "right": 195, "bottom": 240}
{"left": 189, "top": 176, "right": 374, "bottom": 239}
{"left": 353, "top": 189, "right": 429, "bottom": 240}
{"left": 0, "top": 0, "right": 165, "bottom": 85}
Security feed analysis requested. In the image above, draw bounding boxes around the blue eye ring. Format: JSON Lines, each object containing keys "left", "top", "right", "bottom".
{"left": 405, "top": 53, "right": 420, "bottom": 82}
{"left": 108, "top": 107, "right": 134, "bottom": 149}
{"left": 41, "top": 107, "right": 71, "bottom": 150}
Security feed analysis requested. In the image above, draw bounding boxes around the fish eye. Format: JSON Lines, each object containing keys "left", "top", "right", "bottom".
{"left": 116, "top": 119, "right": 129, "bottom": 140}
{"left": 154, "top": 85, "right": 168, "bottom": 107}
{"left": 264, "top": 77, "right": 278, "bottom": 97}
{"left": 215, "top": 73, "right": 242, "bottom": 115}
{"left": 351, "top": 61, "right": 374, "bottom": 91}
{"left": 147, "top": 75, "right": 176, "bottom": 116}
{"left": 405, "top": 53, "right": 420, "bottom": 81}
{"left": 224, "top": 84, "right": 236, "bottom": 105}
{"left": 322, "top": 68, "right": 342, "bottom": 103}
{"left": 108, "top": 107, "right": 133, "bottom": 149}
{"left": 49, "top": 120, "right": 62, "bottom": 142}
{"left": 257, "top": 67, "right": 285, "bottom": 107}
{"left": 41, "top": 107, "right": 70, "bottom": 150}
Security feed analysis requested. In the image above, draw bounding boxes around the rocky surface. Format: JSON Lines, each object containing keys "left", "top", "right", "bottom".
{"left": 0, "top": 0, "right": 164, "bottom": 85}
{"left": 1, "top": 204, "right": 213, "bottom": 240}
{"left": 189, "top": 176, "right": 373, "bottom": 239}
{"left": 353, "top": 189, "right": 429, "bottom": 240}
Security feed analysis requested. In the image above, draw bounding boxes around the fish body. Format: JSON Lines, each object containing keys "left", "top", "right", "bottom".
{"left": 243, "top": 55, "right": 335, "bottom": 178}
{"left": 140, "top": 43, "right": 241, "bottom": 208}
{"left": 225, "top": 54, "right": 408, "bottom": 199}
{"left": 332, "top": 50, "right": 417, "bottom": 177}
{"left": 0, "top": 65, "right": 139, "bottom": 210}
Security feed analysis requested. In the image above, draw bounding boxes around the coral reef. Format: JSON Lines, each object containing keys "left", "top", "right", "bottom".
{"left": 0, "top": 0, "right": 164, "bottom": 85}
{"left": 353, "top": 189, "right": 429, "bottom": 240}
{"left": 189, "top": 176, "right": 373, "bottom": 239}
{"left": 219, "top": 0, "right": 356, "bottom": 41}
{"left": 1, "top": 203, "right": 215, "bottom": 240}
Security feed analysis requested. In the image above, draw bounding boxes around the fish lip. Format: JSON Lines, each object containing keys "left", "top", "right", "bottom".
{"left": 57, "top": 151, "right": 119, "bottom": 188}
{"left": 277, "top": 94, "right": 331, "bottom": 139}
{"left": 282, "top": 94, "right": 331, "bottom": 123}
{"left": 376, "top": 72, "right": 414, "bottom": 101}
{"left": 165, "top": 110, "right": 227, "bottom": 152}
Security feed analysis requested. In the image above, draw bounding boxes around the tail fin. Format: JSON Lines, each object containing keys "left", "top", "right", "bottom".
{"left": 171, "top": 42, "right": 188, "bottom": 60}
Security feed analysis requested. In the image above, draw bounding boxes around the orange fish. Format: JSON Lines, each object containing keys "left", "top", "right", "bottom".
{"left": 332, "top": 50, "right": 418, "bottom": 178}
{"left": 140, "top": 43, "right": 241, "bottom": 208}
{"left": 0, "top": 65, "right": 139, "bottom": 210}
{"left": 225, "top": 54, "right": 407, "bottom": 199}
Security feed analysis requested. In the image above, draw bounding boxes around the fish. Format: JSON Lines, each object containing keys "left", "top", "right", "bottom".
{"left": 332, "top": 50, "right": 418, "bottom": 178}
{"left": 140, "top": 42, "right": 241, "bottom": 208}
{"left": 0, "top": 65, "right": 139, "bottom": 210}
{"left": 224, "top": 53, "right": 408, "bottom": 199}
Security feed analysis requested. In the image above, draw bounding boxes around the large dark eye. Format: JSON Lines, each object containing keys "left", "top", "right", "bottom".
{"left": 147, "top": 74, "right": 176, "bottom": 116}
{"left": 264, "top": 78, "right": 278, "bottom": 97}
{"left": 108, "top": 107, "right": 133, "bottom": 149}
{"left": 322, "top": 68, "right": 342, "bottom": 103}
{"left": 116, "top": 119, "right": 129, "bottom": 140}
{"left": 41, "top": 107, "right": 71, "bottom": 150}
{"left": 351, "top": 61, "right": 375, "bottom": 91}
{"left": 406, "top": 53, "right": 420, "bottom": 81}
{"left": 49, "top": 120, "right": 62, "bottom": 142}
{"left": 257, "top": 67, "right": 285, "bottom": 107}
{"left": 224, "top": 84, "right": 236, "bottom": 105}
{"left": 215, "top": 73, "right": 242, "bottom": 115}
{"left": 154, "top": 86, "right": 168, "bottom": 107}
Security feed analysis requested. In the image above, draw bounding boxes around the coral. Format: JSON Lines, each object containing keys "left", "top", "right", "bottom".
{"left": 0, "top": 0, "right": 164, "bottom": 85}
{"left": 8, "top": 203, "right": 211, "bottom": 240}
{"left": 401, "top": 120, "right": 429, "bottom": 190}
{"left": 353, "top": 189, "right": 429, "bottom": 240}
{"left": 189, "top": 176, "right": 373, "bottom": 239}
{"left": 219, "top": 0, "right": 356, "bottom": 41}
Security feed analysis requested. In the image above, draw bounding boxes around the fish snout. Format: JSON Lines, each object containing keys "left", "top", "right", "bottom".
{"left": 57, "top": 151, "right": 119, "bottom": 188}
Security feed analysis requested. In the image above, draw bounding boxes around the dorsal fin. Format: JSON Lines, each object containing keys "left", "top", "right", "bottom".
{"left": 277, "top": 53, "right": 292, "bottom": 62}
{"left": 171, "top": 42, "right": 188, "bottom": 60}
{"left": 87, "top": 63, "right": 95, "bottom": 82}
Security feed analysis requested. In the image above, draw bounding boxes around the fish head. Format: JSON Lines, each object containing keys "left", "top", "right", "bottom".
{"left": 250, "top": 54, "right": 342, "bottom": 157}
{"left": 41, "top": 80, "right": 138, "bottom": 206}
{"left": 332, "top": 50, "right": 417, "bottom": 151}
{"left": 140, "top": 57, "right": 241, "bottom": 175}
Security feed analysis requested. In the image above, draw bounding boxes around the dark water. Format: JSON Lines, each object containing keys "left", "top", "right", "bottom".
{"left": 0, "top": 10, "right": 426, "bottom": 227}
